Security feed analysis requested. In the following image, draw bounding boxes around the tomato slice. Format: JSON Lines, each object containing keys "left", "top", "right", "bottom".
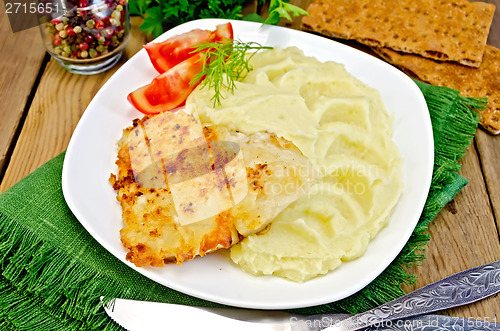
{"left": 144, "top": 22, "right": 233, "bottom": 74}
{"left": 127, "top": 52, "right": 204, "bottom": 115}
{"left": 144, "top": 29, "right": 212, "bottom": 74}
{"left": 130, "top": 22, "right": 234, "bottom": 114}
{"left": 211, "top": 22, "right": 234, "bottom": 42}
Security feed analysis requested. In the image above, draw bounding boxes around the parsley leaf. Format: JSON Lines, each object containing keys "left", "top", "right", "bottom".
{"left": 129, "top": 0, "right": 309, "bottom": 38}
{"left": 135, "top": 0, "right": 247, "bottom": 38}
{"left": 264, "top": 0, "right": 309, "bottom": 25}
{"left": 140, "top": 6, "right": 164, "bottom": 37}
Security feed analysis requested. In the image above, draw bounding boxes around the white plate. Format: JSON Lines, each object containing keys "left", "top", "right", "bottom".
{"left": 62, "top": 19, "right": 433, "bottom": 309}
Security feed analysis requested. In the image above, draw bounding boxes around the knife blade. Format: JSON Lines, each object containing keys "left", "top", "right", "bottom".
{"left": 102, "top": 298, "right": 293, "bottom": 330}
{"left": 103, "top": 259, "right": 500, "bottom": 330}
{"left": 103, "top": 298, "right": 500, "bottom": 331}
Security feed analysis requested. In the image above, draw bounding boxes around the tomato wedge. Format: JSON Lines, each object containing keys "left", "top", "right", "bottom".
{"left": 144, "top": 22, "right": 233, "bottom": 74}
{"left": 127, "top": 52, "right": 204, "bottom": 115}
{"left": 144, "top": 29, "right": 212, "bottom": 74}
{"left": 211, "top": 22, "right": 233, "bottom": 42}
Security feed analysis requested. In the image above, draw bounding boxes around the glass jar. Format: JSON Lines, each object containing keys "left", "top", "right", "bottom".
{"left": 38, "top": 0, "right": 130, "bottom": 75}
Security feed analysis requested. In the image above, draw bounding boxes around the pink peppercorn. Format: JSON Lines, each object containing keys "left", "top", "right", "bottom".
{"left": 67, "top": 26, "right": 75, "bottom": 37}
{"left": 79, "top": 42, "right": 89, "bottom": 51}
{"left": 95, "top": 20, "right": 104, "bottom": 30}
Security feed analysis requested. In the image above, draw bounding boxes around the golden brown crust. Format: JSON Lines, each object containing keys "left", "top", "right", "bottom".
{"left": 373, "top": 45, "right": 500, "bottom": 135}
{"left": 112, "top": 122, "right": 239, "bottom": 267}
{"left": 199, "top": 211, "right": 234, "bottom": 257}
{"left": 125, "top": 243, "right": 166, "bottom": 267}
{"left": 111, "top": 115, "right": 318, "bottom": 267}
{"left": 301, "top": 0, "right": 495, "bottom": 67}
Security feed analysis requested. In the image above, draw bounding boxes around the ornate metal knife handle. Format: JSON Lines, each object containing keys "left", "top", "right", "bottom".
{"left": 330, "top": 260, "right": 500, "bottom": 331}
{"left": 367, "top": 315, "right": 500, "bottom": 331}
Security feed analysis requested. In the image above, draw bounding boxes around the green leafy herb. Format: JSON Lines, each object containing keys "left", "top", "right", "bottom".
{"left": 139, "top": 6, "right": 164, "bottom": 37}
{"left": 190, "top": 40, "right": 272, "bottom": 106}
{"left": 129, "top": 0, "right": 309, "bottom": 38}
{"left": 264, "top": 0, "right": 309, "bottom": 25}
{"left": 131, "top": 0, "right": 247, "bottom": 38}
{"left": 242, "top": 12, "right": 266, "bottom": 23}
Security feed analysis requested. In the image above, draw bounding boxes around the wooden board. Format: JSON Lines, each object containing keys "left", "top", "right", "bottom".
{"left": 0, "top": 17, "right": 147, "bottom": 192}
{"left": 0, "top": 1, "right": 498, "bottom": 319}
{"left": 403, "top": 139, "right": 500, "bottom": 319}
{"left": 470, "top": 0, "right": 500, "bottom": 244}
{"left": 0, "top": 8, "right": 46, "bottom": 177}
{"left": 476, "top": 130, "right": 500, "bottom": 238}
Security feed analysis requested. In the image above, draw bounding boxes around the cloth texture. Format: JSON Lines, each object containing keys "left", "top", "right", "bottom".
{"left": 0, "top": 79, "right": 484, "bottom": 330}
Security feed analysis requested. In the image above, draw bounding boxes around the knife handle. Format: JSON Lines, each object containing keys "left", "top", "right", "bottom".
{"left": 339, "top": 260, "right": 500, "bottom": 330}
{"left": 366, "top": 315, "right": 500, "bottom": 331}
{"left": 300, "top": 314, "right": 500, "bottom": 331}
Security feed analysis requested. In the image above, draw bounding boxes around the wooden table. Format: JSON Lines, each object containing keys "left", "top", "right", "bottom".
{"left": 1, "top": 0, "right": 499, "bottom": 322}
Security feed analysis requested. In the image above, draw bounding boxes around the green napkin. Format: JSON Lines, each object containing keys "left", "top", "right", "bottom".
{"left": 0, "top": 80, "right": 485, "bottom": 330}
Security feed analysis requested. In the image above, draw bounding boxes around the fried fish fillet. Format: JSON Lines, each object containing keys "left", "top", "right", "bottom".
{"left": 109, "top": 112, "right": 317, "bottom": 267}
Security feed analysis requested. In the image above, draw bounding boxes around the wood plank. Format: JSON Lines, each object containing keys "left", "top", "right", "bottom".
{"left": 0, "top": 17, "right": 147, "bottom": 193}
{"left": 472, "top": 0, "right": 500, "bottom": 242}
{"left": 403, "top": 140, "right": 500, "bottom": 319}
{"left": 476, "top": 131, "right": 500, "bottom": 238}
{"left": 0, "top": 7, "right": 46, "bottom": 177}
{"left": 1, "top": 1, "right": 498, "bottom": 318}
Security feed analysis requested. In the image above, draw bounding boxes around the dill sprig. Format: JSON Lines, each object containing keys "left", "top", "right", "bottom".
{"left": 190, "top": 40, "right": 272, "bottom": 106}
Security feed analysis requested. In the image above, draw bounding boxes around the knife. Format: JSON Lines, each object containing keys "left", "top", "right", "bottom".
{"left": 320, "top": 259, "right": 500, "bottom": 331}
{"left": 103, "top": 260, "right": 500, "bottom": 330}
{"left": 103, "top": 299, "right": 500, "bottom": 331}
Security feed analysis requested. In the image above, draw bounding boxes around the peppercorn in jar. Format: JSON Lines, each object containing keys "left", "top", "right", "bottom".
{"left": 39, "top": 0, "right": 130, "bottom": 74}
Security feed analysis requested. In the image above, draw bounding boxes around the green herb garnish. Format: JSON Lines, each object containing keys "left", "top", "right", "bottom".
{"left": 130, "top": 0, "right": 309, "bottom": 38}
{"left": 263, "top": 0, "right": 309, "bottom": 25}
{"left": 131, "top": 0, "right": 246, "bottom": 37}
{"left": 190, "top": 40, "right": 272, "bottom": 107}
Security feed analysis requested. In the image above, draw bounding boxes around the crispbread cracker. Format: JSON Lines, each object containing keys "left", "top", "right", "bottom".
{"left": 374, "top": 45, "right": 500, "bottom": 135}
{"left": 302, "top": 0, "right": 495, "bottom": 67}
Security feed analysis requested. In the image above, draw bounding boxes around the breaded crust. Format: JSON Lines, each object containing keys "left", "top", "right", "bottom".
{"left": 110, "top": 114, "right": 317, "bottom": 267}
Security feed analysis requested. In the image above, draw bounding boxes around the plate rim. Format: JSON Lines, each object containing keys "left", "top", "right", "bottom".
{"left": 62, "top": 18, "right": 434, "bottom": 309}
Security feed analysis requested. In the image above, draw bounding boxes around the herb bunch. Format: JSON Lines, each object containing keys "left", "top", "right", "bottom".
{"left": 130, "top": 0, "right": 309, "bottom": 38}
{"left": 130, "top": 0, "right": 246, "bottom": 37}
{"left": 190, "top": 40, "right": 272, "bottom": 106}
{"left": 259, "top": 0, "right": 309, "bottom": 25}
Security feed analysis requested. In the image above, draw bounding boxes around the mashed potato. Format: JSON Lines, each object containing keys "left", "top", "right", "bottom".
{"left": 185, "top": 47, "right": 403, "bottom": 282}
